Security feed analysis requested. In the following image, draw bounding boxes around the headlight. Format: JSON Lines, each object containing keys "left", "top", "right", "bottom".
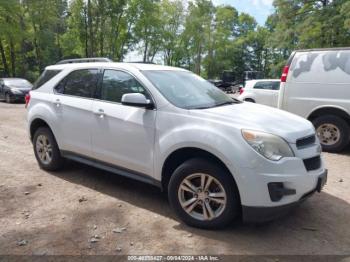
{"left": 10, "top": 88, "right": 22, "bottom": 94}
{"left": 242, "top": 129, "right": 294, "bottom": 161}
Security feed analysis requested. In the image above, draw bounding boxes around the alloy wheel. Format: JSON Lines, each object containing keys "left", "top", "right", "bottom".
{"left": 178, "top": 173, "right": 227, "bottom": 221}
{"left": 36, "top": 134, "right": 53, "bottom": 165}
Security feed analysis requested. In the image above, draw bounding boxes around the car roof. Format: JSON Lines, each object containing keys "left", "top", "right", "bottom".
{"left": 246, "top": 79, "right": 280, "bottom": 83}
{"left": 45, "top": 62, "right": 188, "bottom": 72}
{"left": 1, "top": 77, "right": 28, "bottom": 81}
{"left": 295, "top": 47, "right": 350, "bottom": 52}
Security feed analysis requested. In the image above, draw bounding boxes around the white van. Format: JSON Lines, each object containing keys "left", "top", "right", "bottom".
{"left": 278, "top": 48, "right": 350, "bottom": 152}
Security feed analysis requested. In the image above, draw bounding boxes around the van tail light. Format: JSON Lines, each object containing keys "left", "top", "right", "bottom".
{"left": 25, "top": 92, "right": 31, "bottom": 108}
{"left": 281, "top": 65, "right": 289, "bottom": 82}
{"left": 239, "top": 88, "right": 244, "bottom": 95}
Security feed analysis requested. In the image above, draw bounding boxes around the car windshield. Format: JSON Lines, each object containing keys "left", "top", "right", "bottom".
{"left": 142, "top": 70, "right": 238, "bottom": 109}
{"left": 4, "top": 79, "right": 32, "bottom": 87}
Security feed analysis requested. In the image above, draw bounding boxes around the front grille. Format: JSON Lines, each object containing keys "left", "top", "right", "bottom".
{"left": 303, "top": 156, "right": 321, "bottom": 171}
{"left": 296, "top": 135, "right": 316, "bottom": 149}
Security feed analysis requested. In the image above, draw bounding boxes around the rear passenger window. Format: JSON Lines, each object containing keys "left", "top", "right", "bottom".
{"left": 254, "top": 81, "right": 274, "bottom": 90}
{"left": 55, "top": 69, "right": 99, "bottom": 98}
{"left": 100, "top": 70, "right": 149, "bottom": 103}
{"left": 33, "top": 70, "right": 61, "bottom": 90}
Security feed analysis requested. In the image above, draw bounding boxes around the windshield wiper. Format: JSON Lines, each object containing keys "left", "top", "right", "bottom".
{"left": 214, "top": 100, "right": 239, "bottom": 107}
{"left": 189, "top": 99, "right": 240, "bottom": 110}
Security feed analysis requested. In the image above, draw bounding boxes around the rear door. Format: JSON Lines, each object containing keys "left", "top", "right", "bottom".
{"left": 91, "top": 69, "right": 156, "bottom": 176}
{"left": 252, "top": 81, "right": 276, "bottom": 107}
{"left": 53, "top": 68, "right": 100, "bottom": 158}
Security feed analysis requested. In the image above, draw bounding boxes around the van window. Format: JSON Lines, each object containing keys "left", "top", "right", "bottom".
{"left": 55, "top": 69, "right": 99, "bottom": 98}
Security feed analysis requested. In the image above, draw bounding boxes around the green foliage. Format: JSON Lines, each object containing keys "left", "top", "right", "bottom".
{"left": 0, "top": 0, "right": 349, "bottom": 81}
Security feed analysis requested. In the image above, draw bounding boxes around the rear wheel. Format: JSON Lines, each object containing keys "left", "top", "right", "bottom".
{"left": 313, "top": 115, "right": 350, "bottom": 152}
{"left": 33, "top": 127, "right": 64, "bottom": 171}
{"left": 168, "top": 158, "right": 240, "bottom": 229}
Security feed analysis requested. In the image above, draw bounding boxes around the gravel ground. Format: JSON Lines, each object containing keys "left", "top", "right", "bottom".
{"left": 0, "top": 102, "right": 349, "bottom": 256}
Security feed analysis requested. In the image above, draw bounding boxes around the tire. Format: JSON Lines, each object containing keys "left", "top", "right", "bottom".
{"left": 244, "top": 98, "right": 255, "bottom": 103}
{"left": 33, "top": 127, "right": 64, "bottom": 171}
{"left": 313, "top": 115, "right": 350, "bottom": 152}
{"left": 168, "top": 158, "right": 240, "bottom": 229}
{"left": 5, "top": 93, "right": 12, "bottom": 103}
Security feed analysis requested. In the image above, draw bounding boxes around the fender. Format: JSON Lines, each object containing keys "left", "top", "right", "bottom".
{"left": 27, "top": 102, "right": 62, "bottom": 147}
{"left": 306, "top": 104, "right": 350, "bottom": 120}
{"left": 154, "top": 124, "right": 253, "bottom": 185}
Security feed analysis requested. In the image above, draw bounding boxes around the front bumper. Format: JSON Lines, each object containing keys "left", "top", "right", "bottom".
{"left": 242, "top": 169, "right": 327, "bottom": 223}
{"left": 9, "top": 93, "right": 26, "bottom": 101}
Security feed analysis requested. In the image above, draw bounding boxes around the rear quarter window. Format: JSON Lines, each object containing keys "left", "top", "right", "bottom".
{"left": 33, "top": 70, "right": 61, "bottom": 90}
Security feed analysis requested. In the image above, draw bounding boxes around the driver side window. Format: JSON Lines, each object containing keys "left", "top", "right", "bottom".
{"left": 100, "top": 70, "right": 149, "bottom": 103}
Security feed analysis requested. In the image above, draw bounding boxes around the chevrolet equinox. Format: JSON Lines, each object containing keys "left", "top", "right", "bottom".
{"left": 26, "top": 60, "right": 327, "bottom": 228}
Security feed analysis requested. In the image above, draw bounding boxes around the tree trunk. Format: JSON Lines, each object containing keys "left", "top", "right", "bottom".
{"left": 9, "top": 38, "right": 15, "bottom": 77}
{"left": 99, "top": 18, "right": 104, "bottom": 56}
{"left": 0, "top": 39, "right": 10, "bottom": 76}
{"left": 84, "top": 6, "right": 88, "bottom": 57}
{"left": 194, "top": 44, "right": 202, "bottom": 75}
{"left": 111, "top": 12, "right": 123, "bottom": 60}
{"left": 119, "top": 22, "right": 132, "bottom": 61}
{"left": 31, "top": 21, "right": 43, "bottom": 72}
{"left": 143, "top": 40, "right": 149, "bottom": 63}
{"left": 87, "top": 0, "right": 94, "bottom": 57}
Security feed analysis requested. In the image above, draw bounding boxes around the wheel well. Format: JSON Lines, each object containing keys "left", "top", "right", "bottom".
{"left": 30, "top": 119, "right": 50, "bottom": 141}
{"left": 244, "top": 98, "right": 255, "bottom": 102}
{"left": 161, "top": 147, "right": 236, "bottom": 191}
{"left": 308, "top": 107, "right": 350, "bottom": 126}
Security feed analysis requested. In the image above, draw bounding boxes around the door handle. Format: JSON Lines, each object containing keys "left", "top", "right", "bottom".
{"left": 94, "top": 108, "right": 105, "bottom": 118}
{"left": 54, "top": 99, "right": 61, "bottom": 108}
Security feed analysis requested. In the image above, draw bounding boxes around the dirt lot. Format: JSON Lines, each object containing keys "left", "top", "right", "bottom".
{"left": 0, "top": 102, "right": 349, "bottom": 256}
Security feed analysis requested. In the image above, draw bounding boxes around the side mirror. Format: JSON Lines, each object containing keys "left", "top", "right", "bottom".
{"left": 121, "top": 93, "right": 154, "bottom": 109}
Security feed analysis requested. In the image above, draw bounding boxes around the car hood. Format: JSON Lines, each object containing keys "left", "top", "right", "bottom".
{"left": 9, "top": 86, "right": 32, "bottom": 90}
{"left": 190, "top": 102, "right": 315, "bottom": 143}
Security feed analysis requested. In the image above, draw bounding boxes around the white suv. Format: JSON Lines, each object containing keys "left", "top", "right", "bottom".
{"left": 26, "top": 60, "right": 327, "bottom": 228}
{"left": 238, "top": 79, "right": 280, "bottom": 107}
{"left": 278, "top": 48, "right": 350, "bottom": 152}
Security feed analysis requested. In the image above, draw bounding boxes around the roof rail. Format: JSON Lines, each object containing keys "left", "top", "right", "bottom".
{"left": 56, "top": 57, "right": 113, "bottom": 65}
{"left": 126, "top": 61, "right": 156, "bottom": 64}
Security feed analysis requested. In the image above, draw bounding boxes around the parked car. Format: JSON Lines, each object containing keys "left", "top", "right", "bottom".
{"left": 0, "top": 78, "right": 32, "bottom": 103}
{"left": 26, "top": 59, "right": 327, "bottom": 229}
{"left": 237, "top": 79, "right": 280, "bottom": 107}
{"left": 278, "top": 48, "right": 350, "bottom": 152}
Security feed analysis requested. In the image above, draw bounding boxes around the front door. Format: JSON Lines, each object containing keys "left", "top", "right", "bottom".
{"left": 91, "top": 69, "right": 156, "bottom": 176}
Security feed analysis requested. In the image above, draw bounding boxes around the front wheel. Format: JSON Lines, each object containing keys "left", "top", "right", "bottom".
{"left": 313, "top": 115, "right": 350, "bottom": 152}
{"left": 5, "top": 93, "right": 12, "bottom": 103}
{"left": 168, "top": 158, "right": 240, "bottom": 229}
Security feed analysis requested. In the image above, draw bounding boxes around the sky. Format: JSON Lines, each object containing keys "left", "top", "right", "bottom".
{"left": 212, "top": 0, "right": 274, "bottom": 25}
